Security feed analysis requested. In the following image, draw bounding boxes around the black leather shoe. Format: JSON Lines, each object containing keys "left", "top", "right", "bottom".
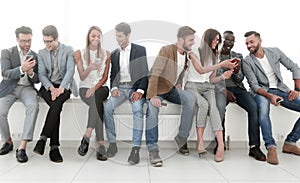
{"left": 33, "top": 139, "right": 46, "bottom": 155}
{"left": 249, "top": 146, "right": 266, "bottom": 161}
{"left": 128, "top": 146, "right": 140, "bottom": 165}
{"left": 107, "top": 143, "right": 118, "bottom": 157}
{"left": 16, "top": 149, "right": 28, "bottom": 163}
{"left": 0, "top": 143, "right": 13, "bottom": 155}
{"left": 96, "top": 145, "right": 107, "bottom": 161}
{"left": 78, "top": 137, "right": 89, "bottom": 156}
{"left": 49, "top": 148, "right": 63, "bottom": 163}
{"left": 175, "top": 136, "right": 189, "bottom": 156}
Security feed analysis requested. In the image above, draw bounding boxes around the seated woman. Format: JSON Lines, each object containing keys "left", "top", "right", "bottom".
{"left": 185, "top": 29, "right": 235, "bottom": 162}
{"left": 74, "top": 26, "right": 110, "bottom": 161}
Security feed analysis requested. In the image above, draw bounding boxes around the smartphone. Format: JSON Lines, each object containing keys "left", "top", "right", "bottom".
{"left": 94, "top": 58, "right": 101, "bottom": 63}
{"left": 161, "top": 102, "right": 167, "bottom": 106}
{"left": 276, "top": 98, "right": 284, "bottom": 103}
{"left": 26, "top": 55, "right": 34, "bottom": 61}
{"left": 231, "top": 58, "right": 240, "bottom": 63}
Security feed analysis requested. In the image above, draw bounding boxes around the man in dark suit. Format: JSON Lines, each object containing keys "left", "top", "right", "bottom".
{"left": 104, "top": 22, "right": 149, "bottom": 165}
{"left": 0, "top": 26, "right": 39, "bottom": 163}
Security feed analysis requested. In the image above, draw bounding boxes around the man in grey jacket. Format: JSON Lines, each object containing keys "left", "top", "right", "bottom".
{"left": 33, "top": 25, "right": 78, "bottom": 163}
{"left": 243, "top": 31, "right": 300, "bottom": 165}
{"left": 0, "top": 26, "right": 39, "bottom": 163}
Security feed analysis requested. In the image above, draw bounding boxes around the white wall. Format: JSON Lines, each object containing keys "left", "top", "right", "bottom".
{"left": 1, "top": 0, "right": 300, "bottom": 143}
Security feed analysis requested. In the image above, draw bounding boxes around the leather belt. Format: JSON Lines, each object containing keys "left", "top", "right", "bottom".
{"left": 119, "top": 81, "right": 132, "bottom": 85}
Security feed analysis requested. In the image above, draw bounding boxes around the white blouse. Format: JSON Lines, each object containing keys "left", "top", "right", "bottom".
{"left": 79, "top": 49, "right": 107, "bottom": 88}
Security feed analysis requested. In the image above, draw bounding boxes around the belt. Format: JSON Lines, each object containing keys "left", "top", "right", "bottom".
{"left": 119, "top": 81, "right": 132, "bottom": 85}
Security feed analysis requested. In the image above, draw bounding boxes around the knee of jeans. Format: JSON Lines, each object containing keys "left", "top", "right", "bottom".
{"left": 146, "top": 104, "right": 159, "bottom": 118}
{"left": 132, "top": 100, "right": 144, "bottom": 112}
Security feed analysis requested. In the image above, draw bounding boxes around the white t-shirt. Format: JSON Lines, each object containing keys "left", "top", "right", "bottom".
{"left": 257, "top": 55, "right": 278, "bottom": 88}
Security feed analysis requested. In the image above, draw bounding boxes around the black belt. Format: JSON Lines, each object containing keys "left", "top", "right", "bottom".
{"left": 119, "top": 81, "right": 132, "bottom": 85}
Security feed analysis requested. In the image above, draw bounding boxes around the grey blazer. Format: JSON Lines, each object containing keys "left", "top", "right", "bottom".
{"left": 242, "top": 47, "right": 300, "bottom": 96}
{"left": 38, "top": 43, "right": 78, "bottom": 97}
{"left": 0, "top": 46, "right": 39, "bottom": 98}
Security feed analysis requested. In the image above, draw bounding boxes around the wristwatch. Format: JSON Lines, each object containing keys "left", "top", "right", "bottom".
{"left": 295, "top": 88, "right": 300, "bottom": 92}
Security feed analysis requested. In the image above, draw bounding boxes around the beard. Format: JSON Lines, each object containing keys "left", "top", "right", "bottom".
{"left": 249, "top": 43, "right": 259, "bottom": 54}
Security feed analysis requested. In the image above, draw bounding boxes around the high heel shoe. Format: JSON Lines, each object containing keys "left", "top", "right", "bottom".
{"left": 198, "top": 149, "right": 207, "bottom": 157}
{"left": 214, "top": 148, "right": 224, "bottom": 162}
{"left": 196, "top": 143, "right": 207, "bottom": 157}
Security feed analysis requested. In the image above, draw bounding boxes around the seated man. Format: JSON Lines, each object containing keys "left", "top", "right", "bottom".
{"left": 215, "top": 30, "right": 265, "bottom": 161}
{"left": 0, "top": 26, "right": 39, "bottom": 163}
{"left": 146, "top": 26, "right": 197, "bottom": 166}
{"left": 103, "top": 22, "right": 149, "bottom": 166}
{"left": 243, "top": 31, "right": 300, "bottom": 165}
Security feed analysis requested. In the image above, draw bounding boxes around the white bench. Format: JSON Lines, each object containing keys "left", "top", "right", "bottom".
{"left": 7, "top": 97, "right": 299, "bottom": 148}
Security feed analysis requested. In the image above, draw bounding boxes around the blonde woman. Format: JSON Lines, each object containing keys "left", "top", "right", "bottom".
{"left": 74, "top": 26, "right": 110, "bottom": 161}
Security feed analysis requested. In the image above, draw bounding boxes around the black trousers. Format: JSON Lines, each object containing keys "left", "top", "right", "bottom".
{"left": 39, "top": 84, "right": 71, "bottom": 146}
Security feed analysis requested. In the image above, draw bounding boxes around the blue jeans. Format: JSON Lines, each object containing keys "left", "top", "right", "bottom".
{"left": 146, "top": 88, "right": 196, "bottom": 151}
{"left": 269, "top": 89, "right": 300, "bottom": 144}
{"left": 104, "top": 85, "right": 147, "bottom": 148}
{"left": 216, "top": 87, "right": 261, "bottom": 147}
{"left": 255, "top": 89, "right": 300, "bottom": 149}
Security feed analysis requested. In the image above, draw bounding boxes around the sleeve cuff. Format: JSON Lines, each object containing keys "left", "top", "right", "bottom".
{"left": 137, "top": 89, "right": 144, "bottom": 94}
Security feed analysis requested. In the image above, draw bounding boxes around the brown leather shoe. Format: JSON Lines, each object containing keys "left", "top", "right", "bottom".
{"left": 267, "top": 147, "right": 279, "bottom": 165}
{"left": 282, "top": 143, "right": 300, "bottom": 156}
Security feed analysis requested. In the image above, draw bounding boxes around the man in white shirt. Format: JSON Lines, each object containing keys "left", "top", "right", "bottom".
{"left": 104, "top": 22, "right": 149, "bottom": 165}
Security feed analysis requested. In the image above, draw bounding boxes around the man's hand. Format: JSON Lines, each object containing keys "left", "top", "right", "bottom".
{"left": 111, "top": 89, "right": 121, "bottom": 97}
{"left": 288, "top": 90, "right": 299, "bottom": 101}
{"left": 226, "top": 90, "right": 236, "bottom": 102}
{"left": 175, "top": 83, "right": 182, "bottom": 89}
{"left": 21, "top": 59, "right": 36, "bottom": 72}
{"left": 269, "top": 94, "right": 282, "bottom": 106}
{"left": 50, "top": 86, "right": 65, "bottom": 101}
{"left": 131, "top": 92, "right": 143, "bottom": 103}
{"left": 150, "top": 97, "right": 162, "bottom": 108}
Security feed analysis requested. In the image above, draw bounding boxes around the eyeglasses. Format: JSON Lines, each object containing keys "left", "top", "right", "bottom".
{"left": 19, "top": 39, "right": 32, "bottom": 44}
{"left": 224, "top": 39, "right": 235, "bottom": 44}
{"left": 213, "top": 38, "right": 220, "bottom": 43}
{"left": 43, "top": 39, "right": 54, "bottom": 44}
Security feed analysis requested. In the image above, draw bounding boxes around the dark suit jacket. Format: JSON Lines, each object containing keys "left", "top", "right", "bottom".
{"left": 110, "top": 43, "right": 149, "bottom": 96}
{"left": 0, "top": 46, "right": 39, "bottom": 98}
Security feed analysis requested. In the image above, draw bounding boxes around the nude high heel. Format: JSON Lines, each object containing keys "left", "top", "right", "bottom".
{"left": 196, "top": 142, "right": 207, "bottom": 157}
{"left": 214, "top": 147, "right": 224, "bottom": 162}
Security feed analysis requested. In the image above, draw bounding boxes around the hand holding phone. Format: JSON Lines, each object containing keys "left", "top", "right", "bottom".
{"left": 26, "top": 54, "right": 34, "bottom": 61}
{"left": 231, "top": 58, "right": 240, "bottom": 64}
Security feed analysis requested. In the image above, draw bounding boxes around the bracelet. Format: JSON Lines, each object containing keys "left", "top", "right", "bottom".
{"left": 295, "top": 88, "right": 300, "bottom": 92}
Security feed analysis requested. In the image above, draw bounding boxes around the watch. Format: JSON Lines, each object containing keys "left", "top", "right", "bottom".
{"left": 295, "top": 88, "right": 300, "bottom": 92}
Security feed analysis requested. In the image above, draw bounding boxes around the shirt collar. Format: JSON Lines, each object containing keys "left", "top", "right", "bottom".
{"left": 17, "top": 45, "right": 31, "bottom": 56}
{"left": 119, "top": 42, "right": 131, "bottom": 52}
